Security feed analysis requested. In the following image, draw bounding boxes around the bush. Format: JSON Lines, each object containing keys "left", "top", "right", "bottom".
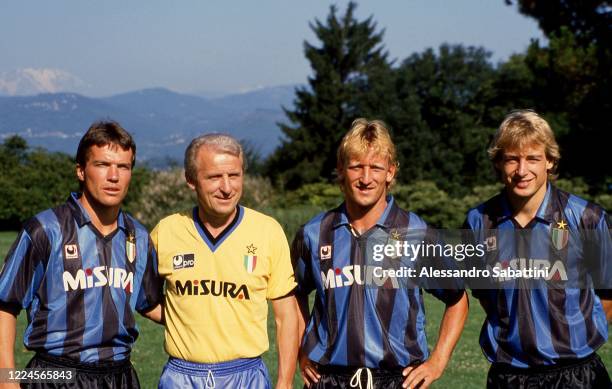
{"left": 132, "top": 168, "right": 195, "bottom": 229}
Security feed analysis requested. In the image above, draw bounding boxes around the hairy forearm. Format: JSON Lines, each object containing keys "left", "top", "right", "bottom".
{"left": 273, "top": 296, "right": 299, "bottom": 388}
{"left": 296, "top": 293, "right": 310, "bottom": 343}
{"left": 430, "top": 292, "right": 468, "bottom": 365}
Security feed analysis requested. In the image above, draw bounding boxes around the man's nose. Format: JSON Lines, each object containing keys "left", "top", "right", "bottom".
{"left": 108, "top": 165, "right": 119, "bottom": 182}
{"left": 360, "top": 167, "right": 372, "bottom": 184}
{"left": 517, "top": 159, "right": 528, "bottom": 176}
{"left": 220, "top": 175, "right": 231, "bottom": 193}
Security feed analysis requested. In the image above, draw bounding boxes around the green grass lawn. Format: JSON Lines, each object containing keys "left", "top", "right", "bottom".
{"left": 2, "top": 230, "right": 610, "bottom": 388}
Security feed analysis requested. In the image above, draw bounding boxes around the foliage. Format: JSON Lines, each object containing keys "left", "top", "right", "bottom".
{"left": 0, "top": 136, "right": 77, "bottom": 230}
{"left": 267, "top": 1, "right": 390, "bottom": 189}
{"left": 282, "top": 182, "right": 342, "bottom": 209}
{"left": 131, "top": 168, "right": 279, "bottom": 229}
{"left": 131, "top": 168, "right": 195, "bottom": 229}
{"left": 506, "top": 0, "right": 611, "bottom": 188}
{"left": 241, "top": 175, "right": 277, "bottom": 209}
{"left": 507, "top": 0, "right": 611, "bottom": 48}
{"left": 386, "top": 45, "right": 498, "bottom": 193}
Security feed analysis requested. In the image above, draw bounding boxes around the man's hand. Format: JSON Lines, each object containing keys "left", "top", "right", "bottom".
{"left": 402, "top": 354, "right": 446, "bottom": 389}
{"left": 299, "top": 350, "right": 320, "bottom": 388}
{"left": 402, "top": 292, "right": 468, "bottom": 388}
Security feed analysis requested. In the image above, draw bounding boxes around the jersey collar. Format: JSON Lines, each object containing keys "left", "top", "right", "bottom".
{"left": 496, "top": 183, "right": 556, "bottom": 226}
{"left": 333, "top": 195, "right": 398, "bottom": 230}
{"left": 192, "top": 205, "right": 244, "bottom": 252}
{"left": 67, "top": 192, "right": 127, "bottom": 231}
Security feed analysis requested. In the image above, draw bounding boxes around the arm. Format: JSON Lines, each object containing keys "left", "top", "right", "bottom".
{"left": 0, "top": 309, "right": 20, "bottom": 389}
{"left": 296, "top": 292, "right": 320, "bottom": 387}
{"left": 271, "top": 294, "right": 299, "bottom": 389}
{"left": 403, "top": 292, "right": 468, "bottom": 389}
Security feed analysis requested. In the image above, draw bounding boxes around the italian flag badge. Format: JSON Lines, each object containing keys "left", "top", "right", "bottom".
{"left": 244, "top": 255, "right": 257, "bottom": 273}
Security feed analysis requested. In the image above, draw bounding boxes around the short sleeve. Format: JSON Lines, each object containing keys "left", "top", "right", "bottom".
{"left": 588, "top": 210, "right": 612, "bottom": 299}
{"left": 266, "top": 221, "right": 297, "bottom": 299}
{"left": 419, "top": 227, "right": 465, "bottom": 305}
{"left": 290, "top": 226, "right": 315, "bottom": 296}
{"left": 136, "top": 234, "right": 163, "bottom": 313}
{"left": 0, "top": 218, "right": 50, "bottom": 315}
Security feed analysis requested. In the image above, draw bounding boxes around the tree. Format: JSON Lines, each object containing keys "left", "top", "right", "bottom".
{"left": 267, "top": 1, "right": 390, "bottom": 189}
{"left": 507, "top": 0, "right": 611, "bottom": 48}
{"left": 388, "top": 45, "right": 498, "bottom": 193}
{"left": 0, "top": 138, "right": 77, "bottom": 229}
{"left": 507, "top": 0, "right": 611, "bottom": 189}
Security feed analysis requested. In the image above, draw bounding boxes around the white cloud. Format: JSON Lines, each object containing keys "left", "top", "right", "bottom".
{"left": 0, "top": 68, "right": 87, "bottom": 96}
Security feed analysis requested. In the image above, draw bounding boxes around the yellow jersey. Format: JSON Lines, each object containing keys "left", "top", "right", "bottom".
{"left": 151, "top": 206, "right": 296, "bottom": 363}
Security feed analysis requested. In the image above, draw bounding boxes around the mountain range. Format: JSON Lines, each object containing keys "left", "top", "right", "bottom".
{"left": 0, "top": 85, "right": 298, "bottom": 165}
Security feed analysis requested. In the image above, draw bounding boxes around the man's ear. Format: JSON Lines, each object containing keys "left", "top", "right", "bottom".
{"left": 386, "top": 164, "right": 397, "bottom": 184}
{"left": 76, "top": 164, "right": 85, "bottom": 182}
{"left": 185, "top": 173, "right": 196, "bottom": 191}
{"left": 546, "top": 158, "right": 554, "bottom": 172}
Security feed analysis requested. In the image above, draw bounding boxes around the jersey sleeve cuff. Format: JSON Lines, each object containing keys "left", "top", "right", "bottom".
{"left": 595, "top": 289, "right": 612, "bottom": 300}
{"left": 0, "top": 301, "right": 22, "bottom": 316}
{"left": 268, "top": 285, "right": 297, "bottom": 300}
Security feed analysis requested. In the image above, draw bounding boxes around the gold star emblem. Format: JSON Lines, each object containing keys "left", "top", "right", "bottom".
{"left": 246, "top": 244, "right": 257, "bottom": 255}
{"left": 556, "top": 220, "right": 568, "bottom": 230}
{"left": 390, "top": 230, "right": 402, "bottom": 240}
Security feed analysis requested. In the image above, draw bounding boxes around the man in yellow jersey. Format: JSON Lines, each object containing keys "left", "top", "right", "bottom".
{"left": 151, "top": 134, "right": 298, "bottom": 389}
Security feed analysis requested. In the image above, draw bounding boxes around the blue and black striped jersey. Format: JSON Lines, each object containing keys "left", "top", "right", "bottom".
{"left": 464, "top": 184, "right": 610, "bottom": 367}
{"left": 292, "top": 196, "right": 464, "bottom": 369}
{"left": 0, "top": 193, "right": 162, "bottom": 362}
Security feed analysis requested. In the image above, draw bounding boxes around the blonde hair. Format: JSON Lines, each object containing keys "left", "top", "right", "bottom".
{"left": 337, "top": 118, "right": 398, "bottom": 184}
{"left": 488, "top": 110, "right": 560, "bottom": 178}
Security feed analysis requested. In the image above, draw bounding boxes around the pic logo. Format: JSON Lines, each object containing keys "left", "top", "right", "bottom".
{"left": 173, "top": 253, "right": 195, "bottom": 270}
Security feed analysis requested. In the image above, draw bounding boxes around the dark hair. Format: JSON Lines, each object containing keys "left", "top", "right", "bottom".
{"left": 75, "top": 121, "right": 136, "bottom": 167}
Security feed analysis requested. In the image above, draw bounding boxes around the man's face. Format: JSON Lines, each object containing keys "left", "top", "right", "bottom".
{"left": 76, "top": 144, "right": 133, "bottom": 209}
{"left": 188, "top": 146, "right": 243, "bottom": 222}
{"left": 340, "top": 148, "right": 395, "bottom": 210}
{"left": 497, "top": 143, "right": 553, "bottom": 200}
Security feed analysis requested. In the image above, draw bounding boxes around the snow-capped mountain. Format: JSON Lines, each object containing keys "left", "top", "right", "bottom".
{"left": 0, "top": 68, "right": 87, "bottom": 96}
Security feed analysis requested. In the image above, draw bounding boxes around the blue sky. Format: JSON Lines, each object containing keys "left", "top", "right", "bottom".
{"left": 0, "top": 1, "right": 545, "bottom": 97}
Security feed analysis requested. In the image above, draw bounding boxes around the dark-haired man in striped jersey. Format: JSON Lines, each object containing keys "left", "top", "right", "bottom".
{"left": 464, "top": 110, "right": 611, "bottom": 388}
{"left": 0, "top": 121, "right": 162, "bottom": 388}
{"left": 292, "top": 118, "right": 468, "bottom": 389}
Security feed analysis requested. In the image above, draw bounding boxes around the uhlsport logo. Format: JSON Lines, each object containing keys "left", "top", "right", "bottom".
{"left": 63, "top": 266, "right": 133, "bottom": 292}
{"left": 173, "top": 253, "right": 195, "bottom": 270}
{"left": 64, "top": 244, "right": 79, "bottom": 259}
{"left": 485, "top": 236, "right": 497, "bottom": 252}
{"left": 320, "top": 245, "right": 332, "bottom": 260}
{"left": 175, "top": 279, "right": 250, "bottom": 300}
